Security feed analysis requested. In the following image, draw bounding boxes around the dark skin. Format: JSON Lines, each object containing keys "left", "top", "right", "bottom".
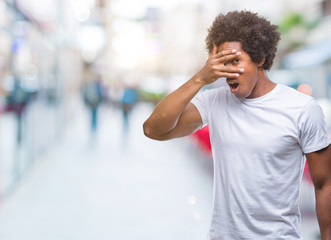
{"left": 143, "top": 41, "right": 273, "bottom": 141}
{"left": 143, "top": 44, "right": 243, "bottom": 141}
{"left": 143, "top": 41, "right": 331, "bottom": 239}
{"left": 306, "top": 145, "right": 331, "bottom": 240}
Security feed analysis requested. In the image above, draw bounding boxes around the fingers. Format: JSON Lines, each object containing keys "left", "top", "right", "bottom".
{"left": 210, "top": 44, "right": 239, "bottom": 61}
{"left": 210, "top": 65, "right": 244, "bottom": 79}
{"left": 214, "top": 48, "right": 237, "bottom": 58}
{"left": 220, "top": 66, "right": 244, "bottom": 73}
{"left": 213, "top": 51, "right": 241, "bottom": 65}
{"left": 203, "top": 45, "right": 244, "bottom": 82}
{"left": 215, "top": 71, "right": 240, "bottom": 79}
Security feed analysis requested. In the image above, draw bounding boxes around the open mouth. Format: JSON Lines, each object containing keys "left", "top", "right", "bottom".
{"left": 227, "top": 80, "right": 239, "bottom": 92}
{"left": 229, "top": 82, "right": 239, "bottom": 89}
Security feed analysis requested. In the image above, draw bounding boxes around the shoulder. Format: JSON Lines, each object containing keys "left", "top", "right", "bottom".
{"left": 196, "top": 86, "right": 229, "bottom": 101}
{"left": 191, "top": 86, "right": 229, "bottom": 114}
{"left": 278, "top": 84, "right": 312, "bottom": 99}
{"left": 276, "top": 84, "right": 313, "bottom": 107}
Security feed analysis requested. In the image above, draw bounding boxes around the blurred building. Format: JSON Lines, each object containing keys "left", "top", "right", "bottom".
{"left": 279, "top": 0, "right": 331, "bottom": 100}
{"left": 1, "top": 0, "right": 331, "bottom": 201}
{"left": 0, "top": 0, "right": 90, "bottom": 200}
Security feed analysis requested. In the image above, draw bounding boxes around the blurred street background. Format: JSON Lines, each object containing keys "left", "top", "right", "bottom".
{"left": 0, "top": 0, "right": 331, "bottom": 239}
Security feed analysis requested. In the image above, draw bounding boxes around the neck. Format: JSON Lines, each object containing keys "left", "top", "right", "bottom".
{"left": 247, "top": 69, "right": 276, "bottom": 99}
{"left": 259, "top": 70, "right": 275, "bottom": 89}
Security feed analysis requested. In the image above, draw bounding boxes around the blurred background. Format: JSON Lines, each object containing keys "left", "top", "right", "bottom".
{"left": 0, "top": 0, "right": 330, "bottom": 239}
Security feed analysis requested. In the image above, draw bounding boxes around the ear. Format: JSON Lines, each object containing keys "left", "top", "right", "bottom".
{"left": 257, "top": 58, "right": 265, "bottom": 68}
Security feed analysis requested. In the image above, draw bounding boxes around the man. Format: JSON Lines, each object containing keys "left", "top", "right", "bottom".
{"left": 143, "top": 11, "right": 331, "bottom": 239}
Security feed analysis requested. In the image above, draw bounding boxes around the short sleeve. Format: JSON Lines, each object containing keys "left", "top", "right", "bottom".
{"left": 191, "top": 89, "right": 211, "bottom": 126}
{"left": 298, "top": 99, "right": 331, "bottom": 154}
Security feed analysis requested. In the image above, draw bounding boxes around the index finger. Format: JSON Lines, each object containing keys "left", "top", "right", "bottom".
{"left": 214, "top": 48, "right": 237, "bottom": 58}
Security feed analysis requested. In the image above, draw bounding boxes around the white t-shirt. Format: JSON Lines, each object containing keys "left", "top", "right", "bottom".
{"left": 191, "top": 84, "right": 331, "bottom": 240}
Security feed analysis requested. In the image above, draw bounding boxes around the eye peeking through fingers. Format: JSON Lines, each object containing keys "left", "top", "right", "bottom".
{"left": 232, "top": 58, "right": 239, "bottom": 64}
{"left": 224, "top": 58, "right": 239, "bottom": 66}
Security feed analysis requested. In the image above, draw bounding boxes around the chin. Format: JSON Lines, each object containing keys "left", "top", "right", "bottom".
{"left": 234, "top": 94, "right": 245, "bottom": 99}
{"left": 234, "top": 91, "right": 248, "bottom": 99}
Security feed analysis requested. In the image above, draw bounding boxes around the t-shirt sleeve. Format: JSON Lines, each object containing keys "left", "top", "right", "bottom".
{"left": 191, "top": 90, "right": 210, "bottom": 126}
{"left": 298, "top": 99, "right": 331, "bottom": 154}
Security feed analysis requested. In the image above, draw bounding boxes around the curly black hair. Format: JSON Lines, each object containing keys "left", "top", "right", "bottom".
{"left": 205, "top": 10, "right": 281, "bottom": 70}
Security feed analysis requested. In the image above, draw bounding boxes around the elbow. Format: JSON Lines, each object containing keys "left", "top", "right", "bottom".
{"left": 143, "top": 120, "right": 158, "bottom": 140}
{"left": 143, "top": 120, "right": 153, "bottom": 139}
{"left": 143, "top": 120, "right": 167, "bottom": 141}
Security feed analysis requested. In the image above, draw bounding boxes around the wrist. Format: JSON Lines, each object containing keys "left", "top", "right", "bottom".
{"left": 191, "top": 73, "right": 208, "bottom": 87}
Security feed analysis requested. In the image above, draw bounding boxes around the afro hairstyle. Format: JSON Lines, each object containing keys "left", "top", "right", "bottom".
{"left": 205, "top": 10, "right": 281, "bottom": 70}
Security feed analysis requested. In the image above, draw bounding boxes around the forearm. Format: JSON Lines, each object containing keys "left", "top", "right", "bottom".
{"left": 143, "top": 75, "right": 204, "bottom": 138}
{"left": 143, "top": 45, "right": 242, "bottom": 140}
{"left": 315, "top": 185, "right": 331, "bottom": 240}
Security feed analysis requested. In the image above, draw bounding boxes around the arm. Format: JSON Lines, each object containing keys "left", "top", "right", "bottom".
{"left": 306, "top": 144, "right": 331, "bottom": 240}
{"left": 143, "top": 46, "right": 244, "bottom": 141}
